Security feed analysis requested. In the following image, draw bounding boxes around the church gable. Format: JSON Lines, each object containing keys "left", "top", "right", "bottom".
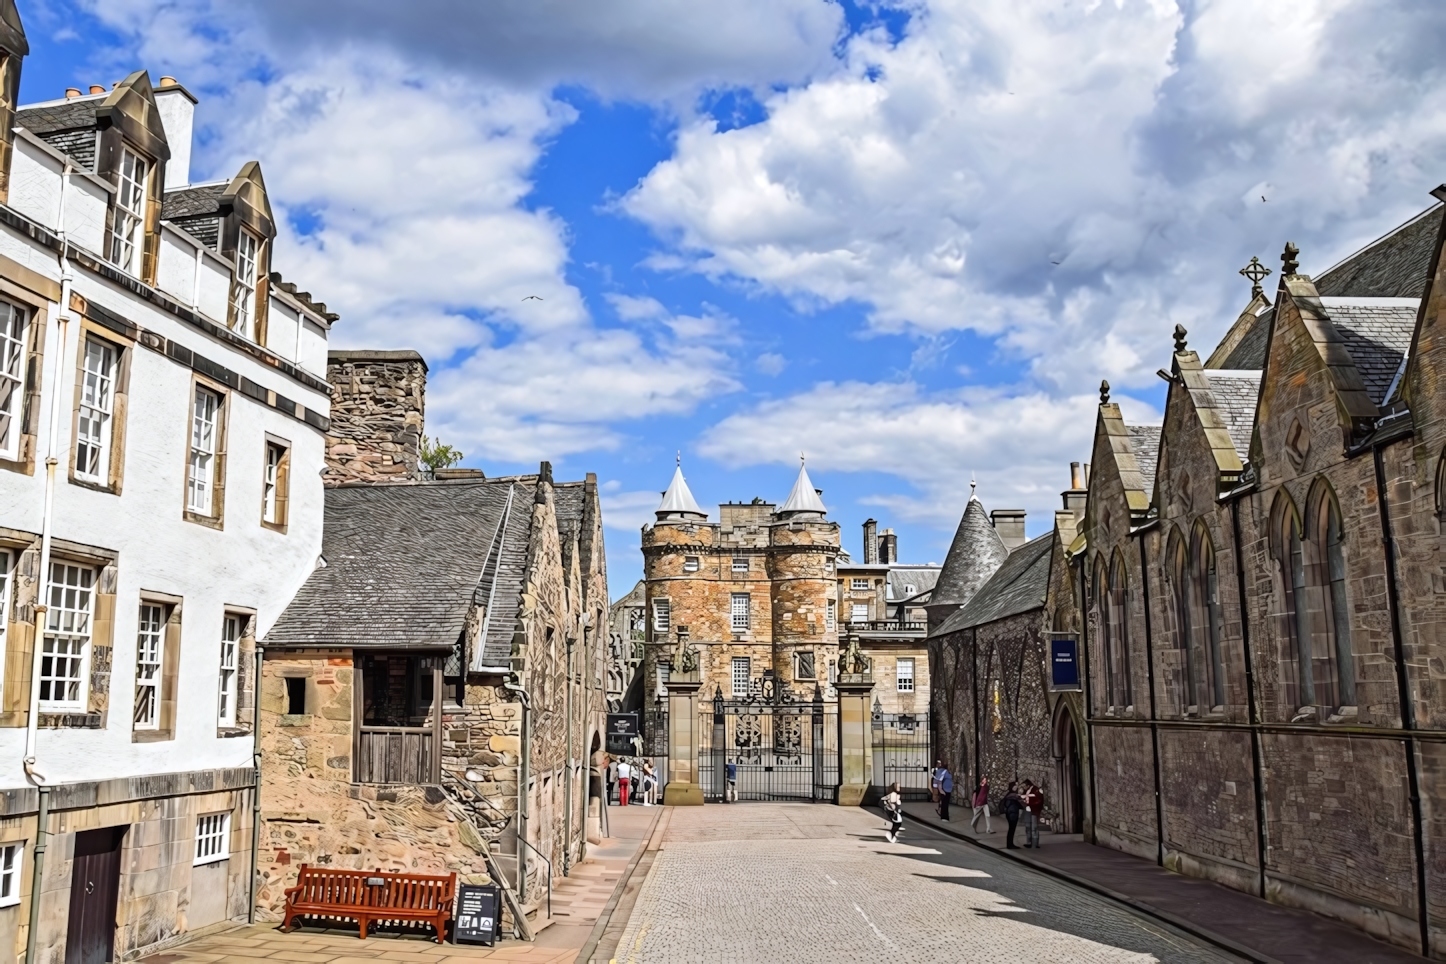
{"left": 1084, "top": 386, "right": 1154, "bottom": 547}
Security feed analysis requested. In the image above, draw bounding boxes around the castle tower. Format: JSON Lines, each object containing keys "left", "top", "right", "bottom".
{"left": 925, "top": 483, "right": 1010, "bottom": 634}
{"left": 768, "top": 460, "right": 840, "bottom": 696}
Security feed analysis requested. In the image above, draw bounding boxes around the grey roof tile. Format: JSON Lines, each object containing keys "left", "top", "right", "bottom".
{"left": 1218, "top": 306, "right": 1272, "bottom": 370}
{"left": 930, "top": 498, "right": 1009, "bottom": 610}
{"left": 1201, "top": 371, "right": 1261, "bottom": 458}
{"left": 931, "top": 532, "right": 1052, "bottom": 636}
{"left": 1315, "top": 204, "right": 1442, "bottom": 299}
{"left": 887, "top": 566, "right": 940, "bottom": 601}
{"left": 16, "top": 99, "right": 100, "bottom": 135}
{"left": 1127, "top": 425, "right": 1161, "bottom": 497}
{"left": 163, "top": 184, "right": 226, "bottom": 220}
{"left": 1319, "top": 298, "right": 1419, "bottom": 405}
{"left": 264, "top": 480, "right": 533, "bottom": 668}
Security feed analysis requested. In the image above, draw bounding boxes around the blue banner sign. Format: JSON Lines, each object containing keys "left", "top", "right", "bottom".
{"left": 1050, "top": 635, "right": 1080, "bottom": 690}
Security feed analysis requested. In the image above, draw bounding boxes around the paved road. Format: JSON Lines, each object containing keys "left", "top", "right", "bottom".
{"left": 611, "top": 804, "right": 1241, "bottom": 964}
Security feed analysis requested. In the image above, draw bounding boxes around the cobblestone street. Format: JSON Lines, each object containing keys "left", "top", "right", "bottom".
{"left": 611, "top": 804, "right": 1241, "bottom": 964}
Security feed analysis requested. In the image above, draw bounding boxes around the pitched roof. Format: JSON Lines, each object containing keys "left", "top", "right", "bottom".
{"left": 1127, "top": 425, "right": 1161, "bottom": 497}
{"left": 1317, "top": 298, "right": 1419, "bottom": 405}
{"left": 930, "top": 496, "right": 1009, "bottom": 610}
{"left": 15, "top": 97, "right": 102, "bottom": 134}
{"left": 657, "top": 464, "right": 706, "bottom": 520}
{"left": 932, "top": 532, "right": 1052, "bottom": 636}
{"left": 1201, "top": 371, "right": 1261, "bottom": 458}
{"left": 162, "top": 184, "right": 226, "bottom": 220}
{"left": 263, "top": 480, "right": 532, "bottom": 667}
{"left": 778, "top": 462, "right": 827, "bottom": 515}
{"left": 887, "top": 566, "right": 940, "bottom": 601}
{"left": 1315, "top": 204, "right": 1443, "bottom": 299}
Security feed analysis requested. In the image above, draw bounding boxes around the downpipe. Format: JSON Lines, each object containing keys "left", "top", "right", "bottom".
{"left": 563, "top": 637, "right": 573, "bottom": 877}
{"left": 249, "top": 644, "right": 264, "bottom": 924}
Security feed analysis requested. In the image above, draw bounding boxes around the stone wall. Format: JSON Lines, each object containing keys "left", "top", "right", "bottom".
{"left": 323, "top": 350, "right": 426, "bottom": 484}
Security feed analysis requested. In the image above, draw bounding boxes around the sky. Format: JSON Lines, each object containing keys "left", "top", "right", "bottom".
{"left": 17, "top": 0, "right": 1446, "bottom": 599}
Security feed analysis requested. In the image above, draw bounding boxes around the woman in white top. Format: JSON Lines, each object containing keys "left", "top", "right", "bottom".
{"left": 882, "top": 783, "right": 904, "bottom": 843}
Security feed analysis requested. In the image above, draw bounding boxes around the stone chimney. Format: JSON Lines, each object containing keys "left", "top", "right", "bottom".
{"left": 1061, "top": 462, "right": 1088, "bottom": 521}
{"left": 324, "top": 350, "right": 427, "bottom": 484}
{"left": 989, "top": 510, "right": 1027, "bottom": 550}
{"left": 153, "top": 76, "right": 197, "bottom": 190}
{"left": 878, "top": 528, "right": 898, "bottom": 564}
{"left": 862, "top": 519, "right": 878, "bottom": 564}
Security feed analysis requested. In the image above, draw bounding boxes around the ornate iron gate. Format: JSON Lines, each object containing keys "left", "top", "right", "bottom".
{"left": 872, "top": 711, "right": 933, "bottom": 801}
{"left": 698, "top": 682, "right": 839, "bottom": 802}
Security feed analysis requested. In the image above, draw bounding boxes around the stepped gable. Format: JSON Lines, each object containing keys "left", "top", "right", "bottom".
{"left": 932, "top": 532, "right": 1052, "bottom": 636}
{"left": 929, "top": 493, "right": 1009, "bottom": 615}
{"left": 264, "top": 479, "right": 531, "bottom": 667}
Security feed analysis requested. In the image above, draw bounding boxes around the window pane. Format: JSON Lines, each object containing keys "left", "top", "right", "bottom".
{"left": 731, "top": 657, "right": 750, "bottom": 697}
{"left": 76, "top": 339, "right": 116, "bottom": 482}
{"left": 188, "top": 388, "right": 219, "bottom": 514}
{"left": 897, "top": 657, "right": 915, "bottom": 692}
{"left": 730, "top": 593, "right": 749, "bottom": 632}
{"left": 109, "top": 148, "right": 147, "bottom": 274}
{"left": 134, "top": 603, "right": 163, "bottom": 728}
{"left": 218, "top": 615, "right": 240, "bottom": 724}
{"left": 0, "top": 302, "right": 26, "bottom": 460}
{"left": 40, "top": 563, "right": 93, "bottom": 708}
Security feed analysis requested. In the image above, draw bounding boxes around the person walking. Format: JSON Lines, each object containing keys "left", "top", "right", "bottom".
{"left": 970, "top": 776, "right": 993, "bottom": 834}
{"left": 1001, "top": 780, "right": 1024, "bottom": 849}
{"left": 1022, "top": 779, "right": 1043, "bottom": 848}
{"left": 617, "top": 758, "right": 631, "bottom": 806}
{"left": 726, "top": 759, "right": 738, "bottom": 802}
{"left": 933, "top": 760, "right": 953, "bottom": 821}
{"left": 882, "top": 782, "right": 905, "bottom": 843}
{"left": 642, "top": 762, "right": 656, "bottom": 805}
{"left": 630, "top": 762, "right": 641, "bottom": 804}
{"left": 605, "top": 754, "right": 616, "bottom": 806}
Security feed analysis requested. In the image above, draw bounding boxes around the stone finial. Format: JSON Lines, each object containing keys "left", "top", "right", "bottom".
{"left": 1239, "top": 255, "right": 1271, "bottom": 297}
{"left": 1282, "top": 241, "right": 1300, "bottom": 276}
{"left": 1173, "top": 324, "right": 1188, "bottom": 353}
{"left": 1100, "top": 380, "right": 1111, "bottom": 405}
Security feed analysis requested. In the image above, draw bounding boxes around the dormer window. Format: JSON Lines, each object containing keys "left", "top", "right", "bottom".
{"left": 109, "top": 147, "right": 149, "bottom": 275}
{"left": 232, "top": 229, "right": 260, "bottom": 339}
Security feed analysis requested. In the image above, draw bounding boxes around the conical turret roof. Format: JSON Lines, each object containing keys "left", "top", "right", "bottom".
{"left": 657, "top": 462, "right": 706, "bottom": 521}
{"left": 777, "top": 460, "right": 827, "bottom": 517}
{"left": 928, "top": 486, "right": 1009, "bottom": 618}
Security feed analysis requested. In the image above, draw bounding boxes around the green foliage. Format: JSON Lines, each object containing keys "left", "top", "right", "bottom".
{"left": 420, "top": 434, "right": 464, "bottom": 472}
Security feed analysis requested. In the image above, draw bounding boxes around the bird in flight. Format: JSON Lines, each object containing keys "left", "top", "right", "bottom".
{"left": 1051, "top": 261, "right": 1061, "bottom": 265}
{"left": 522, "top": 295, "right": 543, "bottom": 301}
{"left": 1261, "top": 196, "right": 1268, "bottom": 203}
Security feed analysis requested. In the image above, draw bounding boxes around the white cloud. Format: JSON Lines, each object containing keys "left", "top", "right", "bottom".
{"left": 698, "top": 381, "right": 1160, "bottom": 529}
{"left": 624, "top": 0, "right": 1446, "bottom": 394}
{"left": 756, "top": 352, "right": 787, "bottom": 375}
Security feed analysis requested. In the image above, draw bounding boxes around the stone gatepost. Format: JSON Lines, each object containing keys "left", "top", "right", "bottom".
{"left": 836, "top": 672, "right": 875, "bottom": 807}
{"left": 662, "top": 669, "right": 705, "bottom": 806}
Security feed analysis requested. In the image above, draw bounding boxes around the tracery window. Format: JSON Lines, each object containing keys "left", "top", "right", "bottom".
{"left": 1107, "top": 553, "right": 1133, "bottom": 708}
{"left": 1273, "top": 488, "right": 1354, "bottom": 714}
{"left": 1189, "top": 524, "right": 1226, "bottom": 708}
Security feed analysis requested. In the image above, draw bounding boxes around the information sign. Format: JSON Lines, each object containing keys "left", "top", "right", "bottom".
{"left": 1050, "top": 635, "right": 1081, "bottom": 690}
{"left": 606, "top": 713, "right": 639, "bottom": 755}
{"left": 454, "top": 884, "right": 499, "bottom": 946}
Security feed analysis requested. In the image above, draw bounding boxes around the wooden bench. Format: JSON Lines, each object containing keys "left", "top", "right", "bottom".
{"left": 282, "top": 865, "right": 456, "bottom": 942}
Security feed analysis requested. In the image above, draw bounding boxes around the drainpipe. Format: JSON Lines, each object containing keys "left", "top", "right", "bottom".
{"left": 502, "top": 679, "right": 532, "bottom": 904}
{"left": 1135, "top": 533, "right": 1165, "bottom": 868}
{"left": 25, "top": 159, "right": 75, "bottom": 964}
{"left": 563, "top": 635, "right": 574, "bottom": 877}
{"left": 1229, "top": 497, "right": 1269, "bottom": 900}
{"left": 1372, "top": 445, "right": 1430, "bottom": 957}
{"left": 249, "top": 644, "right": 264, "bottom": 924}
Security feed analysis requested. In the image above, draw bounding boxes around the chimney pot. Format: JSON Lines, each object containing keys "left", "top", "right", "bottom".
{"left": 1070, "top": 461, "right": 1084, "bottom": 490}
{"left": 159, "top": 75, "right": 178, "bottom": 88}
{"left": 64, "top": 87, "right": 81, "bottom": 99}
{"left": 88, "top": 85, "right": 106, "bottom": 95}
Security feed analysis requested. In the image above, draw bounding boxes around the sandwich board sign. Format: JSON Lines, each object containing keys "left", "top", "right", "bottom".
{"left": 454, "top": 883, "right": 499, "bottom": 946}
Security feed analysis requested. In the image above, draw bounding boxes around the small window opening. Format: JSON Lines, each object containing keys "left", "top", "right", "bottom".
{"left": 285, "top": 677, "right": 306, "bottom": 715}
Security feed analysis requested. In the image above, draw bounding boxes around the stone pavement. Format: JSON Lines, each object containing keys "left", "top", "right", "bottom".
{"left": 610, "top": 802, "right": 1241, "bottom": 963}
{"left": 139, "top": 805, "right": 660, "bottom": 964}
{"left": 901, "top": 801, "right": 1427, "bottom": 964}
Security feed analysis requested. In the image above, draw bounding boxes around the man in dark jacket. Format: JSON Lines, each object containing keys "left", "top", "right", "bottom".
{"left": 933, "top": 760, "right": 954, "bottom": 820}
{"left": 1001, "top": 781, "right": 1024, "bottom": 849}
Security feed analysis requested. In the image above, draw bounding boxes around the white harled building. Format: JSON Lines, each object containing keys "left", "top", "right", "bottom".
{"left": 0, "top": 5, "right": 333, "bottom": 961}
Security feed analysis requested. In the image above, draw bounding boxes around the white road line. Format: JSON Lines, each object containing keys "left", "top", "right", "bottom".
{"left": 853, "top": 902, "right": 897, "bottom": 948}
{"left": 825, "top": 874, "right": 838, "bottom": 886}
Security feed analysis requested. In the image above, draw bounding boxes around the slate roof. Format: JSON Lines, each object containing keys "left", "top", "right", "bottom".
{"left": 15, "top": 98, "right": 101, "bottom": 135}
{"left": 778, "top": 462, "right": 827, "bottom": 515}
{"left": 1127, "top": 425, "right": 1161, "bottom": 497}
{"left": 162, "top": 184, "right": 226, "bottom": 220}
{"left": 931, "top": 532, "right": 1052, "bottom": 636}
{"left": 1216, "top": 306, "right": 1272, "bottom": 370}
{"left": 929, "top": 498, "right": 1009, "bottom": 610}
{"left": 1315, "top": 204, "right": 1443, "bottom": 299}
{"left": 1318, "top": 298, "right": 1419, "bottom": 406}
{"left": 1201, "top": 371, "right": 1261, "bottom": 457}
{"left": 886, "top": 566, "right": 940, "bottom": 601}
{"left": 264, "top": 480, "right": 532, "bottom": 668}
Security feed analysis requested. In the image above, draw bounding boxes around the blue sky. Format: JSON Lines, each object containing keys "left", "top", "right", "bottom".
{"left": 20, "top": 0, "right": 1446, "bottom": 598}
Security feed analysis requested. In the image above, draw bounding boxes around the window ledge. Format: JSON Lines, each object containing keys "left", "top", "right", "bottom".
{"left": 261, "top": 520, "right": 289, "bottom": 535}
{"left": 133, "top": 728, "right": 175, "bottom": 743}
{"left": 1324, "top": 706, "right": 1359, "bottom": 725}
{"left": 69, "top": 476, "right": 118, "bottom": 496}
{"left": 38, "top": 712, "right": 101, "bottom": 729}
{"left": 216, "top": 726, "right": 251, "bottom": 739}
{"left": 184, "top": 510, "right": 224, "bottom": 530}
{"left": 278, "top": 714, "right": 312, "bottom": 727}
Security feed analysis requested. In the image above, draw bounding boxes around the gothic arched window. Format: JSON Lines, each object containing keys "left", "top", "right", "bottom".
{"left": 1108, "top": 552, "right": 1133, "bottom": 708}
{"left": 1190, "top": 523, "right": 1225, "bottom": 708}
{"left": 1306, "top": 486, "right": 1354, "bottom": 709}
{"left": 1271, "top": 492, "right": 1308, "bottom": 710}
{"left": 1168, "top": 530, "right": 1197, "bottom": 709}
{"left": 1092, "top": 556, "right": 1111, "bottom": 711}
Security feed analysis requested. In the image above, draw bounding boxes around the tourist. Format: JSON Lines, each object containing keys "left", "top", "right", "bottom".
{"left": 641, "top": 762, "right": 656, "bottom": 805}
{"left": 1023, "top": 779, "right": 1043, "bottom": 848}
{"left": 617, "top": 758, "right": 632, "bottom": 806}
{"left": 971, "top": 776, "right": 993, "bottom": 834}
{"left": 726, "top": 759, "right": 738, "bottom": 802}
{"left": 933, "top": 760, "right": 953, "bottom": 821}
{"left": 1001, "top": 781, "right": 1024, "bottom": 849}
{"left": 604, "top": 754, "right": 615, "bottom": 806}
{"left": 882, "top": 782, "right": 904, "bottom": 843}
{"left": 630, "top": 761, "right": 641, "bottom": 804}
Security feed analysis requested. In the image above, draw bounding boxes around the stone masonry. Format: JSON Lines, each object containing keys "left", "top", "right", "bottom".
{"left": 322, "top": 350, "right": 427, "bottom": 483}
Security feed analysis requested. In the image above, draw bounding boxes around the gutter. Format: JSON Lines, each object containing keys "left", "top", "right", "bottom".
{"left": 1228, "top": 497, "right": 1269, "bottom": 900}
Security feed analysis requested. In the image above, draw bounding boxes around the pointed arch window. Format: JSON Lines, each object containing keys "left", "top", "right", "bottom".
{"left": 1189, "top": 524, "right": 1226, "bottom": 709}
{"left": 1273, "top": 488, "right": 1354, "bottom": 715}
{"left": 1092, "top": 556, "right": 1110, "bottom": 712}
{"left": 1168, "top": 531, "right": 1198, "bottom": 709}
{"left": 1107, "top": 553, "right": 1133, "bottom": 708}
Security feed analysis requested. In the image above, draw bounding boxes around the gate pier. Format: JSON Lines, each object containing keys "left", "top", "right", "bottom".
{"left": 662, "top": 670, "right": 705, "bottom": 806}
{"left": 835, "top": 672, "right": 875, "bottom": 807}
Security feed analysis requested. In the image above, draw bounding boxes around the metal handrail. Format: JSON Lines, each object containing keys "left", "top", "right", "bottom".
{"left": 446, "top": 772, "right": 552, "bottom": 920}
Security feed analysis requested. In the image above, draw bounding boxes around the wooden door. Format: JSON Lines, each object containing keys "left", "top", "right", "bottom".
{"left": 66, "top": 826, "right": 126, "bottom": 964}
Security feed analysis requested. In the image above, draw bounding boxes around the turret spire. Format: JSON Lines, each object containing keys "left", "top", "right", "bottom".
{"left": 656, "top": 458, "right": 707, "bottom": 522}
{"left": 777, "top": 454, "right": 827, "bottom": 518}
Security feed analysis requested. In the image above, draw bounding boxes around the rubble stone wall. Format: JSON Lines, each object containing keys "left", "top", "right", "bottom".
{"left": 323, "top": 350, "right": 426, "bottom": 484}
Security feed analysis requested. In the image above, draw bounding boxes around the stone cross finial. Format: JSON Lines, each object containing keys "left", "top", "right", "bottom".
{"left": 1100, "top": 380, "right": 1111, "bottom": 405}
{"left": 1239, "top": 256, "right": 1271, "bottom": 297}
{"left": 1173, "top": 324, "right": 1188, "bottom": 353}
{"left": 1282, "top": 242, "right": 1300, "bottom": 276}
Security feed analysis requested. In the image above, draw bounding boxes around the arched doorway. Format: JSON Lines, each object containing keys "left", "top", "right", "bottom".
{"left": 1052, "top": 702, "right": 1084, "bottom": 834}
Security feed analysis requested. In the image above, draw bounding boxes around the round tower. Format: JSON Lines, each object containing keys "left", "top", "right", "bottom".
{"left": 767, "top": 460, "right": 840, "bottom": 697}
